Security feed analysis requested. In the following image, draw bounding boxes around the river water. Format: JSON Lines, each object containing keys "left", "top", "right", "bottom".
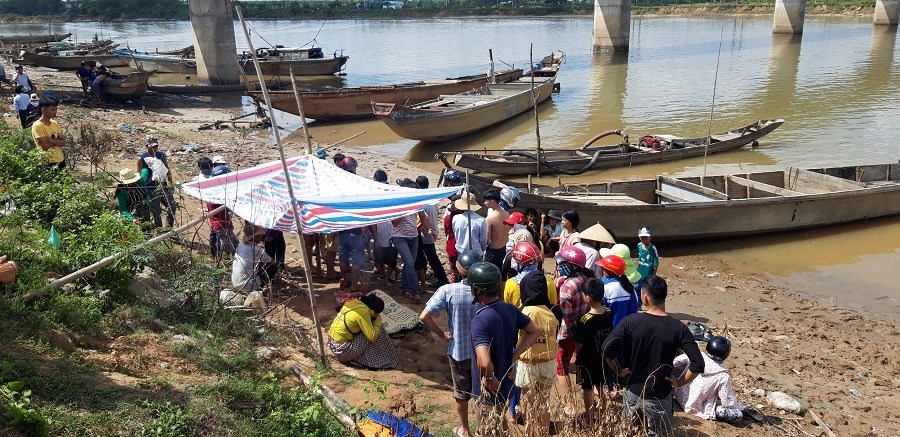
{"left": 6, "top": 16, "right": 899, "bottom": 316}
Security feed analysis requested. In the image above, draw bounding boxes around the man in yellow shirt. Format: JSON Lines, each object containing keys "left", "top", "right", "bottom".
{"left": 31, "top": 98, "right": 66, "bottom": 169}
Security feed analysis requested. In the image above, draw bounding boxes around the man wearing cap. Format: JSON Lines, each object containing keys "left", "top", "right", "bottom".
{"left": 540, "top": 210, "right": 563, "bottom": 254}
{"left": 482, "top": 189, "right": 511, "bottom": 271}
{"left": 211, "top": 155, "right": 228, "bottom": 173}
{"left": 12, "top": 66, "right": 34, "bottom": 93}
{"left": 469, "top": 262, "right": 541, "bottom": 428}
{"left": 31, "top": 98, "right": 66, "bottom": 169}
{"left": 419, "top": 250, "right": 482, "bottom": 437}
{"left": 137, "top": 136, "right": 176, "bottom": 228}
{"left": 451, "top": 191, "right": 487, "bottom": 259}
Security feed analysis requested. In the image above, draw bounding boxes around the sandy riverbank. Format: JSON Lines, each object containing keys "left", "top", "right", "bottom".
{"left": 4, "top": 62, "right": 900, "bottom": 436}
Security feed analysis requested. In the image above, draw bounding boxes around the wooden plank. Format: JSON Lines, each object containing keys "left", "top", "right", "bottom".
{"left": 658, "top": 176, "right": 728, "bottom": 200}
{"left": 790, "top": 168, "right": 862, "bottom": 191}
{"left": 726, "top": 175, "right": 802, "bottom": 196}
{"left": 655, "top": 189, "right": 688, "bottom": 202}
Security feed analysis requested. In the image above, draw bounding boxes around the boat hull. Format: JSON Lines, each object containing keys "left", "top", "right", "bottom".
{"left": 19, "top": 52, "right": 129, "bottom": 70}
{"left": 250, "top": 69, "right": 524, "bottom": 121}
{"left": 460, "top": 163, "right": 900, "bottom": 243}
{"left": 375, "top": 78, "right": 557, "bottom": 142}
{"left": 105, "top": 71, "right": 151, "bottom": 101}
{"left": 454, "top": 119, "right": 784, "bottom": 175}
{"left": 0, "top": 33, "right": 71, "bottom": 45}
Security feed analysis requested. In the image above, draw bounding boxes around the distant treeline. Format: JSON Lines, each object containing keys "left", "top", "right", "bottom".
{"left": 0, "top": 0, "right": 866, "bottom": 21}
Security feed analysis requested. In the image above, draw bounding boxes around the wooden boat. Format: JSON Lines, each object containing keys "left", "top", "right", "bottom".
{"left": 239, "top": 46, "right": 349, "bottom": 76}
{"left": 450, "top": 118, "right": 785, "bottom": 176}
{"left": 249, "top": 68, "right": 525, "bottom": 121}
{"left": 114, "top": 48, "right": 196, "bottom": 74}
{"left": 372, "top": 52, "right": 565, "bottom": 142}
{"left": 451, "top": 162, "right": 900, "bottom": 243}
{"left": 103, "top": 71, "right": 151, "bottom": 101}
{"left": 18, "top": 52, "right": 129, "bottom": 70}
{"left": 0, "top": 33, "right": 71, "bottom": 45}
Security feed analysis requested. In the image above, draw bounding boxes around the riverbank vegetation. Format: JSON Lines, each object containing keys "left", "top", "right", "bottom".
{"left": 0, "top": 0, "right": 876, "bottom": 22}
{"left": 0, "top": 120, "right": 349, "bottom": 436}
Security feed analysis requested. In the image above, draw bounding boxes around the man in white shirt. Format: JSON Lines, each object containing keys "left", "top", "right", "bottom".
{"left": 451, "top": 192, "right": 487, "bottom": 258}
{"left": 12, "top": 66, "right": 34, "bottom": 93}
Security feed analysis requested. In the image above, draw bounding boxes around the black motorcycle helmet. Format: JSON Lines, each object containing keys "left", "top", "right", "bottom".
{"left": 457, "top": 250, "right": 481, "bottom": 274}
{"left": 468, "top": 262, "right": 502, "bottom": 303}
{"left": 706, "top": 336, "right": 732, "bottom": 361}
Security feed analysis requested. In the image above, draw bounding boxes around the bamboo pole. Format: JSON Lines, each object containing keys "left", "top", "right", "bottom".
{"left": 26, "top": 205, "right": 228, "bottom": 301}
{"left": 236, "top": 6, "right": 327, "bottom": 366}
{"left": 529, "top": 44, "right": 542, "bottom": 178}
{"left": 288, "top": 67, "right": 314, "bottom": 155}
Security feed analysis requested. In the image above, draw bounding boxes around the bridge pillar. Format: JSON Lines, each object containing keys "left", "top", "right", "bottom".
{"left": 874, "top": 0, "right": 900, "bottom": 25}
{"left": 772, "top": 0, "right": 805, "bottom": 34}
{"left": 189, "top": 0, "right": 239, "bottom": 85}
{"left": 592, "top": 0, "right": 631, "bottom": 52}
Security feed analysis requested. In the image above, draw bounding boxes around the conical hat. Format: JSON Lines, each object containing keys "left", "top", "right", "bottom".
{"left": 579, "top": 223, "right": 616, "bottom": 245}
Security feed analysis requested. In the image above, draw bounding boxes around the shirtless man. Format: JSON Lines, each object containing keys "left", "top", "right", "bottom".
{"left": 482, "top": 189, "right": 511, "bottom": 271}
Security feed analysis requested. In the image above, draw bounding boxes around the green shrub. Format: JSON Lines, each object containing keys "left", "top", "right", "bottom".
{"left": 138, "top": 401, "right": 197, "bottom": 437}
{"left": 0, "top": 362, "right": 51, "bottom": 437}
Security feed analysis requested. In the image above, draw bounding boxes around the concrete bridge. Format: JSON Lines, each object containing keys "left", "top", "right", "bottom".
{"left": 593, "top": 0, "right": 900, "bottom": 51}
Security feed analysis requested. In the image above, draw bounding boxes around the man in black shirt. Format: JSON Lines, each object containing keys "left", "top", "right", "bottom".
{"left": 601, "top": 275, "right": 705, "bottom": 436}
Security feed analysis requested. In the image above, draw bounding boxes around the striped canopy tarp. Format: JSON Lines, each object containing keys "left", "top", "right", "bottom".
{"left": 181, "top": 154, "right": 458, "bottom": 234}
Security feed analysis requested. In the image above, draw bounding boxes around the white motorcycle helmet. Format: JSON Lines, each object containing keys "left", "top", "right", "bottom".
{"left": 500, "top": 186, "right": 521, "bottom": 208}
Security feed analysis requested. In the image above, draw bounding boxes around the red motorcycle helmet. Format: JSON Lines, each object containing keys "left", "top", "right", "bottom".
{"left": 554, "top": 246, "right": 587, "bottom": 268}
{"left": 511, "top": 242, "right": 541, "bottom": 265}
{"left": 597, "top": 255, "right": 626, "bottom": 276}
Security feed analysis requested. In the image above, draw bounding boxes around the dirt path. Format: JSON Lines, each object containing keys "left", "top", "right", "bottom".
{"left": 5, "top": 61, "right": 900, "bottom": 436}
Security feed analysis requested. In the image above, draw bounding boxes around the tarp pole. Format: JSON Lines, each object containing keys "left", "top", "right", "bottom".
{"left": 288, "top": 67, "right": 314, "bottom": 155}
{"left": 236, "top": 6, "right": 327, "bottom": 366}
{"left": 465, "top": 170, "right": 472, "bottom": 251}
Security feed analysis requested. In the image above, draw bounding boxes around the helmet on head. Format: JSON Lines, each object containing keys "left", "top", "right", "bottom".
{"left": 511, "top": 242, "right": 541, "bottom": 266}
{"left": 339, "top": 156, "right": 358, "bottom": 173}
{"left": 706, "top": 336, "right": 731, "bottom": 361}
{"left": 444, "top": 170, "right": 462, "bottom": 185}
{"left": 457, "top": 250, "right": 481, "bottom": 272}
{"left": 210, "top": 165, "right": 231, "bottom": 177}
{"left": 597, "top": 255, "right": 626, "bottom": 276}
{"left": 500, "top": 186, "right": 521, "bottom": 208}
{"left": 468, "top": 262, "right": 502, "bottom": 296}
{"left": 554, "top": 246, "right": 587, "bottom": 268}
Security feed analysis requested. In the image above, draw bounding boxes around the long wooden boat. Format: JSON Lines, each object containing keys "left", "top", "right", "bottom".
{"left": 240, "top": 46, "right": 348, "bottom": 76}
{"left": 104, "top": 71, "right": 151, "bottom": 101}
{"left": 373, "top": 52, "right": 564, "bottom": 142}
{"left": 249, "top": 68, "right": 525, "bottom": 121}
{"left": 114, "top": 49, "right": 196, "bottom": 74}
{"left": 453, "top": 162, "right": 900, "bottom": 243}
{"left": 450, "top": 118, "right": 784, "bottom": 176}
{"left": 18, "top": 52, "right": 129, "bottom": 70}
{"left": 0, "top": 33, "right": 71, "bottom": 45}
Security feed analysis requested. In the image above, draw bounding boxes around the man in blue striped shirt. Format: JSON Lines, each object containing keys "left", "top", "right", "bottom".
{"left": 419, "top": 250, "right": 482, "bottom": 437}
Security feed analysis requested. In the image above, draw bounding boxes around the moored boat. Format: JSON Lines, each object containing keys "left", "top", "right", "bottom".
{"left": 0, "top": 33, "right": 71, "bottom": 45}
{"left": 450, "top": 162, "right": 900, "bottom": 242}
{"left": 103, "top": 71, "right": 152, "bottom": 101}
{"left": 449, "top": 118, "right": 785, "bottom": 176}
{"left": 18, "top": 51, "right": 129, "bottom": 70}
{"left": 113, "top": 48, "right": 196, "bottom": 74}
{"left": 249, "top": 68, "right": 525, "bottom": 121}
{"left": 239, "top": 46, "right": 348, "bottom": 76}
{"left": 372, "top": 52, "right": 564, "bottom": 142}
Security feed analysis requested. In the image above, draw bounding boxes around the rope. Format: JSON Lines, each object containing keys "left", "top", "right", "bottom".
{"left": 704, "top": 20, "right": 727, "bottom": 178}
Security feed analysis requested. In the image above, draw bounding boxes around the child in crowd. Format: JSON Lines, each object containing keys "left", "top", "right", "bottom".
{"left": 636, "top": 227, "right": 659, "bottom": 293}
{"left": 573, "top": 278, "right": 615, "bottom": 427}
{"left": 596, "top": 254, "right": 639, "bottom": 327}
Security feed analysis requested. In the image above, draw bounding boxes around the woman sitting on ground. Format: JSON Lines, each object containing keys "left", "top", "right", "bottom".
{"left": 328, "top": 294, "right": 398, "bottom": 369}
{"left": 232, "top": 221, "right": 276, "bottom": 293}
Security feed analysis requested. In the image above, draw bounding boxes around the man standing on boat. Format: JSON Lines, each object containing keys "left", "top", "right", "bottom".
{"left": 482, "top": 189, "right": 511, "bottom": 271}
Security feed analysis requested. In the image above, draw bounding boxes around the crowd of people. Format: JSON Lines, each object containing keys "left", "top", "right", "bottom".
{"left": 315, "top": 163, "right": 744, "bottom": 436}
{"left": 3, "top": 80, "right": 744, "bottom": 434}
